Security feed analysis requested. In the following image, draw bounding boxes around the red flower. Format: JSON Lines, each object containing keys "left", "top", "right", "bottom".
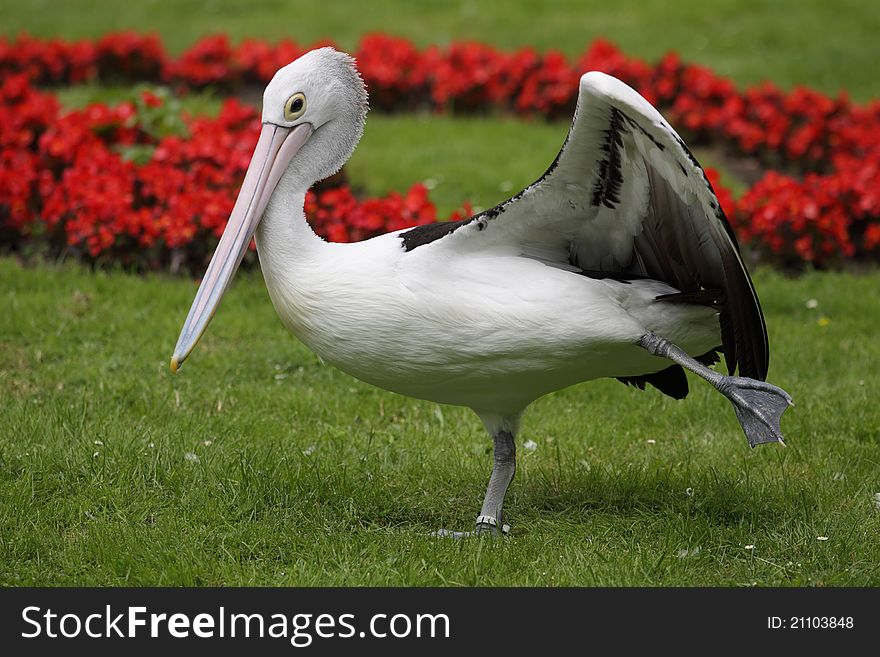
{"left": 516, "top": 51, "right": 578, "bottom": 118}
{"left": 357, "top": 34, "right": 428, "bottom": 110}
{"left": 95, "top": 31, "right": 167, "bottom": 82}
{"left": 169, "top": 34, "right": 239, "bottom": 89}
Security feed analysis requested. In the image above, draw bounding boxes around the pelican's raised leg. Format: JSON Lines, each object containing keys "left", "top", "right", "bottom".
{"left": 638, "top": 332, "right": 793, "bottom": 447}
{"left": 435, "top": 415, "right": 519, "bottom": 538}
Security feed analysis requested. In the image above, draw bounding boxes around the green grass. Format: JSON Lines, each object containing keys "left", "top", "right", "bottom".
{"left": 2, "top": 258, "right": 879, "bottom": 586}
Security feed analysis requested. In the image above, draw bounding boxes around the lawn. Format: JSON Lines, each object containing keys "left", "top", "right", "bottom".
{"left": 2, "top": 1, "right": 880, "bottom": 586}
{"left": 2, "top": 261, "right": 879, "bottom": 586}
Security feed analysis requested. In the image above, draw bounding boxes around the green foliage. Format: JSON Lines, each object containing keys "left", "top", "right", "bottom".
{"left": 56, "top": 84, "right": 224, "bottom": 121}
{"left": 1, "top": 259, "right": 878, "bottom": 585}
{"left": 56, "top": 84, "right": 213, "bottom": 164}
{"left": 128, "top": 86, "right": 191, "bottom": 138}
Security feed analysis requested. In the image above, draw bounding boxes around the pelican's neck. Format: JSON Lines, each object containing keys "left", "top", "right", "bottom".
{"left": 252, "top": 139, "right": 341, "bottom": 349}
{"left": 255, "top": 185, "right": 324, "bottom": 273}
{"left": 254, "top": 46, "right": 367, "bottom": 284}
{"left": 253, "top": 86, "right": 366, "bottom": 323}
{"left": 254, "top": 120, "right": 334, "bottom": 274}
{"left": 255, "top": 111, "right": 364, "bottom": 274}
{"left": 253, "top": 181, "right": 326, "bottom": 348}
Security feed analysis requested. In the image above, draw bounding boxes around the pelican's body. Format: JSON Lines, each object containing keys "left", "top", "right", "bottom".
{"left": 257, "top": 211, "right": 718, "bottom": 415}
{"left": 171, "top": 48, "right": 792, "bottom": 536}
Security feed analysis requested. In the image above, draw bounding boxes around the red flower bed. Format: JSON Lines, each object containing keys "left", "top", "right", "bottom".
{"left": 2, "top": 32, "right": 880, "bottom": 268}
{"left": 0, "top": 74, "right": 453, "bottom": 270}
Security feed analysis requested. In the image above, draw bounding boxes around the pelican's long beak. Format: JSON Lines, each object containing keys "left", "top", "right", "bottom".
{"left": 170, "top": 122, "right": 313, "bottom": 373}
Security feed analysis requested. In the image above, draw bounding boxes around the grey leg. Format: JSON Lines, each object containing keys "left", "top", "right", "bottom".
{"left": 435, "top": 428, "right": 517, "bottom": 539}
{"left": 638, "top": 332, "right": 793, "bottom": 447}
{"left": 475, "top": 430, "right": 516, "bottom": 535}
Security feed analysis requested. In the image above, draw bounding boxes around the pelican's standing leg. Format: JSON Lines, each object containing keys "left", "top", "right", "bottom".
{"left": 436, "top": 413, "right": 520, "bottom": 538}
{"left": 475, "top": 427, "right": 517, "bottom": 535}
{"left": 638, "top": 332, "right": 793, "bottom": 447}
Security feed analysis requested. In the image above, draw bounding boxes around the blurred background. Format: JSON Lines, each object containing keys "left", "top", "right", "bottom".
{"left": 5, "top": 0, "right": 880, "bottom": 97}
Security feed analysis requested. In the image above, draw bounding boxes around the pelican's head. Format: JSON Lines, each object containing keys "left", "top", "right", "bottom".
{"left": 261, "top": 47, "right": 368, "bottom": 183}
{"left": 170, "top": 48, "right": 368, "bottom": 373}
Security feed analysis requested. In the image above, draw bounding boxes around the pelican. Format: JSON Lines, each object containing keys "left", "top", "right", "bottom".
{"left": 171, "top": 48, "right": 792, "bottom": 536}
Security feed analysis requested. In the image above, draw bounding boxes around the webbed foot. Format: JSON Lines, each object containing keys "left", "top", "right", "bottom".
{"left": 638, "top": 332, "right": 793, "bottom": 447}
{"left": 716, "top": 376, "right": 793, "bottom": 447}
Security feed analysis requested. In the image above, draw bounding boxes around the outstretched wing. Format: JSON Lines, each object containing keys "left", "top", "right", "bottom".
{"left": 400, "top": 72, "right": 768, "bottom": 380}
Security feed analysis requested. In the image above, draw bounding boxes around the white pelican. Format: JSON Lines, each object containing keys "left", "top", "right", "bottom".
{"left": 171, "top": 48, "right": 792, "bottom": 537}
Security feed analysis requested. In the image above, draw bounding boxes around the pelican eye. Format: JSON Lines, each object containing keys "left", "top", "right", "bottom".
{"left": 284, "top": 93, "right": 307, "bottom": 121}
